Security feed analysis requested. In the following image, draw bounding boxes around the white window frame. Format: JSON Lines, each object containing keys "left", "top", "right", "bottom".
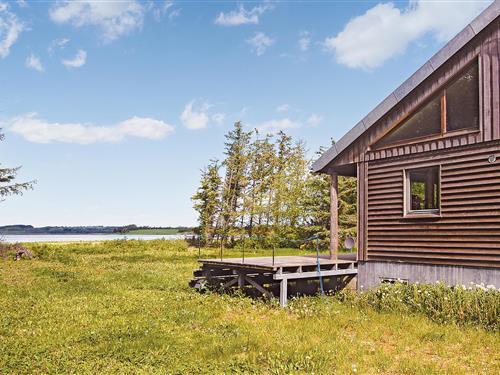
{"left": 403, "top": 165, "right": 441, "bottom": 218}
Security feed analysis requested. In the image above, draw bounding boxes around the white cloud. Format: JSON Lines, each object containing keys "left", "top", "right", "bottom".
{"left": 49, "top": 0, "right": 144, "bottom": 43}
{"left": 7, "top": 113, "right": 174, "bottom": 144}
{"left": 253, "top": 112, "right": 323, "bottom": 134}
{"left": 48, "top": 37, "right": 70, "bottom": 54}
{"left": 298, "top": 31, "right": 311, "bottom": 51}
{"left": 254, "top": 118, "right": 301, "bottom": 134}
{"left": 152, "top": 1, "right": 180, "bottom": 22}
{"left": 25, "top": 53, "right": 44, "bottom": 72}
{"left": 306, "top": 113, "right": 323, "bottom": 127}
{"left": 276, "top": 104, "right": 290, "bottom": 113}
{"left": 214, "top": 4, "right": 272, "bottom": 26}
{"left": 212, "top": 113, "right": 226, "bottom": 126}
{"left": 0, "top": 2, "right": 23, "bottom": 58}
{"left": 62, "top": 49, "right": 87, "bottom": 68}
{"left": 247, "top": 32, "right": 274, "bottom": 56}
{"left": 323, "top": 0, "right": 491, "bottom": 70}
{"left": 168, "top": 8, "right": 181, "bottom": 21}
{"left": 180, "top": 100, "right": 210, "bottom": 130}
{"left": 180, "top": 100, "right": 226, "bottom": 130}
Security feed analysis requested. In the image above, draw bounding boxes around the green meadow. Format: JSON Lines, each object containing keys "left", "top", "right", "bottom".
{"left": 0, "top": 240, "right": 498, "bottom": 374}
{"left": 125, "top": 228, "right": 185, "bottom": 235}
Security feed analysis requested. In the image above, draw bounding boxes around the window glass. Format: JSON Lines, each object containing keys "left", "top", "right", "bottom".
{"left": 376, "top": 95, "right": 441, "bottom": 148}
{"left": 446, "top": 63, "right": 480, "bottom": 132}
{"left": 407, "top": 167, "right": 440, "bottom": 212}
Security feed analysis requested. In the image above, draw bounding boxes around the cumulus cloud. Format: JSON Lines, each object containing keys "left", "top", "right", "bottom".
{"left": 254, "top": 118, "right": 301, "bottom": 134}
{"left": 247, "top": 32, "right": 274, "bottom": 56}
{"left": 25, "top": 53, "right": 44, "bottom": 72}
{"left": 49, "top": 0, "right": 144, "bottom": 43}
{"left": 298, "top": 31, "right": 311, "bottom": 51}
{"left": 62, "top": 49, "right": 87, "bottom": 68}
{"left": 180, "top": 100, "right": 226, "bottom": 130}
{"left": 0, "top": 2, "right": 23, "bottom": 58}
{"left": 214, "top": 4, "right": 272, "bottom": 26}
{"left": 323, "top": 0, "right": 491, "bottom": 70}
{"left": 180, "top": 101, "right": 210, "bottom": 130}
{"left": 7, "top": 113, "right": 174, "bottom": 144}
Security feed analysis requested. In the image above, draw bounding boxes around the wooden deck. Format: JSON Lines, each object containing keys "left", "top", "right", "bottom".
{"left": 200, "top": 254, "right": 356, "bottom": 271}
{"left": 190, "top": 254, "right": 358, "bottom": 306}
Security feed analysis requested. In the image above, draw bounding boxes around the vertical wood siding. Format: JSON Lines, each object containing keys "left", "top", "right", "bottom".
{"left": 365, "top": 142, "right": 500, "bottom": 268}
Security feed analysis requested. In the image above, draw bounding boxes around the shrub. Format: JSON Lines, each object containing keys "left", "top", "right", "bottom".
{"left": 336, "top": 281, "right": 500, "bottom": 331}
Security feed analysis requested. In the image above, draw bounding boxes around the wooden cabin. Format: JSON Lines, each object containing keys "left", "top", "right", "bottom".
{"left": 313, "top": 2, "right": 500, "bottom": 288}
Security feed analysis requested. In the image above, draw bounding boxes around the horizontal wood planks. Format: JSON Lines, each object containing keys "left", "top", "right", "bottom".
{"left": 366, "top": 142, "right": 500, "bottom": 268}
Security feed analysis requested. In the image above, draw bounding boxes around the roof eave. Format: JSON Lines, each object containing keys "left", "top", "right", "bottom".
{"left": 312, "top": 1, "right": 499, "bottom": 174}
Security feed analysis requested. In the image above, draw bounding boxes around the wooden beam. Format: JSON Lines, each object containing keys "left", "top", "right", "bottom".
{"left": 222, "top": 277, "right": 238, "bottom": 289}
{"left": 280, "top": 279, "right": 288, "bottom": 307}
{"left": 273, "top": 268, "right": 358, "bottom": 281}
{"left": 330, "top": 172, "right": 339, "bottom": 260}
{"left": 244, "top": 276, "right": 273, "bottom": 299}
{"left": 237, "top": 272, "right": 245, "bottom": 288}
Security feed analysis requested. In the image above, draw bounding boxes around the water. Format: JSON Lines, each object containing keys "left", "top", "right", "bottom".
{"left": 1, "top": 234, "right": 187, "bottom": 243}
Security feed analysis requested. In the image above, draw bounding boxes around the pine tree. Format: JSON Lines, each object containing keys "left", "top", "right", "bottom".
{"left": 244, "top": 130, "right": 274, "bottom": 237}
{"left": 192, "top": 129, "right": 358, "bottom": 250}
{"left": 192, "top": 159, "right": 222, "bottom": 245}
{"left": 219, "top": 122, "right": 252, "bottom": 245}
{"left": 303, "top": 147, "right": 331, "bottom": 244}
{"left": 0, "top": 130, "right": 35, "bottom": 201}
{"left": 302, "top": 145, "right": 358, "bottom": 249}
{"left": 270, "top": 131, "right": 292, "bottom": 231}
{"left": 338, "top": 176, "right": 357, "bottom": 245}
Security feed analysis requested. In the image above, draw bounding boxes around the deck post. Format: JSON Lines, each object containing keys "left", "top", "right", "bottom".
{"left": 238, "top": 272, "right": 245, "bottom": 288}
{"left": 280, "top": 279, "right": 288, "bottom": 307}
{"left": 330, "top": 172, "right": 339, "bottom": 260}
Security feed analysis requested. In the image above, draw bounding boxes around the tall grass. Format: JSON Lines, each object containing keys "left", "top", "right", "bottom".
{"left": 0, "top": 240, "right": 499, "bottom": 374}
{"left": 335, "top": 282, "right": 499, "bottom": 331}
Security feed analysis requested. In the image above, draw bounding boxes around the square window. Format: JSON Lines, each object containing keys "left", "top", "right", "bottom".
{"left": 405, "top": 167, "right": 440, "bottom": 215}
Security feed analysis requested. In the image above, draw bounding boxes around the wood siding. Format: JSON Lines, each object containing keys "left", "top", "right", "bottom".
{"left": 330, "top": 17, "right": 499, "bottom": 168}
{"left": 365, "top": 141, "right": 500, "bottom": 268}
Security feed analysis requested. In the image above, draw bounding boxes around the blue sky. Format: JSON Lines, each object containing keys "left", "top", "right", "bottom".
{"left": 0, "top": 0, "right": 492, "bottom": 227}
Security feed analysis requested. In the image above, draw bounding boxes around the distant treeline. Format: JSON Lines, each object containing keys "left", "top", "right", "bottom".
{"left": 192, "top": 122, "right": 357, "bottom": 249}
{"left": 0, "top": 225, "right": 193, "bottom": 235}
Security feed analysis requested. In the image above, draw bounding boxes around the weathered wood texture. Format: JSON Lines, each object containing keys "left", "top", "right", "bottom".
{"left": 199, "top": 255, "right": 355, "bottom": 272}
{"left": 329, "top": 18, "right": 499, "bottom": 169}
{"left": 364, "top": 141, "right": 500, "bottom": 268}
{"left": 190, "top": 256, "right": 358, "bottom": 306}
{"left": 329, "top": 173, "right": 339, "bottom": 259}
{"left": 357, "top": 162, "right": 368, "bottom": 261}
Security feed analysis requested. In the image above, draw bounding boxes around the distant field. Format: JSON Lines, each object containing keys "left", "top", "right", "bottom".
{"left": 0, "top": 240, "right": 498, "bottom": 373}
{"left": 125, "top": 228, "right": 188, "bottom": 235}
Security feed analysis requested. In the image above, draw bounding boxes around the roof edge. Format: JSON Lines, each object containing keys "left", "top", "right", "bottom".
{"left": 312, "top": 1, "right": 499, "bottom": 173}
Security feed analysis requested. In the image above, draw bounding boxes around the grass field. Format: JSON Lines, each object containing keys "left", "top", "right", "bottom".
{"left": 0, "top": 240, "right": 498, "bottom": 374}
{"left": 125, "top": 228, "right": 186, "bottom": 235}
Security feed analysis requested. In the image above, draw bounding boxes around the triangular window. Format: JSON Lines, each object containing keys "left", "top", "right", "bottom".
{"left": 374, "top": 60, "right": 479, "bottom": 149}
{"left": 376, "top": 95, "right": 441, "bottom": 148}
